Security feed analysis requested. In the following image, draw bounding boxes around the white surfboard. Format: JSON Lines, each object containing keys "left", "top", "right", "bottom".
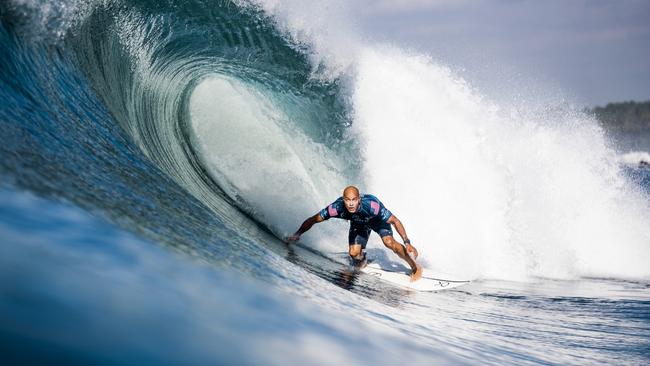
{"left": 361, "top": 262, "right": 470, "bottom": 292}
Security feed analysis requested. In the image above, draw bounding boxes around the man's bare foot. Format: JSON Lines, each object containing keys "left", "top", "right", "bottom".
{"left": 352, "top": 253, "right": 367, "bottom": 270}
{"left": 409, "top": 264, "right": 423, "bottom": 282}
{"left": 356, "top": 259, "right": 368, "bottom": 270}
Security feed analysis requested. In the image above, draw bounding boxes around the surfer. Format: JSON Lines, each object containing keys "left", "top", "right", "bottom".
{"left": 286, "top": 186, "right": 422, "bottom": 282}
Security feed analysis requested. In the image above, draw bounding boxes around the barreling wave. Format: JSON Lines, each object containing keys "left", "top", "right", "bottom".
{"left": 1, "top": 0, "right": 649, "bottom": 283}
{"left": 70, "top": 0, "right": 359, "bottom": 232}
{"left": 3, "top": 2, "right": 650, "bottom": 365}
{"left": 1, "top": 0, "right": 358, "bottom": 245}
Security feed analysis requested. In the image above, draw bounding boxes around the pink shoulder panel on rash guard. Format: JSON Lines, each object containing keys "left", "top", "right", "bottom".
{"left": 370, "top": 201, "right": 379, "bottom": 215}
{"left": 328, "top": 205, "right": 338, "bottom": 217}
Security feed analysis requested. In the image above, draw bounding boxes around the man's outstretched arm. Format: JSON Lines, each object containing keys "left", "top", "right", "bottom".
{"left": 285, "top": 213, "right": 324, "bottom": 243}
{"left": 387, "top": 214, "right": 409, "bottom": 242}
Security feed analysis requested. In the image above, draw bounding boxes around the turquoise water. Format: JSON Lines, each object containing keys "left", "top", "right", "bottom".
{"left": 1, "top": 1, "right": 649, "bottom": 364}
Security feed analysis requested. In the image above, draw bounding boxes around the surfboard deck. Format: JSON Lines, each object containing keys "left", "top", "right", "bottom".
{"left": 360, "top": 262, "right": 470, "bottom": 292}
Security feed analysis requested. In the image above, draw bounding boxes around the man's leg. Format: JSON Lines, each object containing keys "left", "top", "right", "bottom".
{"left": 348, "top": 224, "right": 369, "bottom": 268}
{"left": 380, "top": 235, "right": 422, "bottom": 281}
{"left": 349, "top": 244, "right": 365, "bottom": 263}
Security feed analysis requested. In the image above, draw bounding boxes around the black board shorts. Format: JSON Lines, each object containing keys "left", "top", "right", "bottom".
{"left": 348, "top": 220, "right": 393, "bottom": 248}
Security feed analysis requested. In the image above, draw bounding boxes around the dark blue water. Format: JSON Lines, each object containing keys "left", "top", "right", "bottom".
{"left": 1, "top": 1, "right": 649, "bottom": 365}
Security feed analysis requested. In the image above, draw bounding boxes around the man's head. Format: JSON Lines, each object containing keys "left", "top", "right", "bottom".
{"left": 343, "top": 186, "right": 360, "bottom": 213}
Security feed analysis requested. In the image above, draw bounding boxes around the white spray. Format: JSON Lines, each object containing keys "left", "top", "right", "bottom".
{"left": 194, "top": 0, "right": 650, "bottom": 280}
{"left": 353, "top": 47, "right": 650, "bottom": 280}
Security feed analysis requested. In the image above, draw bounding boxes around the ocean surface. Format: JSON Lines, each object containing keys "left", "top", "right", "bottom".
{"left": 1, "top": 1, "right": 649, "bottom": 365}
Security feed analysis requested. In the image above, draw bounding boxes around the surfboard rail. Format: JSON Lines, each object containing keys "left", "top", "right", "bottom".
{"left": 361, "top": 262, "right": 470, "bottom": 292}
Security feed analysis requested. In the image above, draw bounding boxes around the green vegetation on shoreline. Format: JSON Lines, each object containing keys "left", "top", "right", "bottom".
{"left": 587, "top": 100, "right": 650, "bottom": 132}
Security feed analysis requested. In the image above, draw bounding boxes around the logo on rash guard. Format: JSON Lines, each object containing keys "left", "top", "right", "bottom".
{"left": 370, "top": 201, "right": 379, "bottom": 215}
{"left": 328, "top": 205, "right": 338, "bottom": 217}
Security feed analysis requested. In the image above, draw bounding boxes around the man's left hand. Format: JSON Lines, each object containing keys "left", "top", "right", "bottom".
{"left": 406, "top": 243, "right": 419, "bottom": 260}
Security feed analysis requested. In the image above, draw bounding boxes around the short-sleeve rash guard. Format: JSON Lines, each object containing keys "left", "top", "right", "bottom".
{"left": 319, "top": 194, "right": 392, "bottom": 225}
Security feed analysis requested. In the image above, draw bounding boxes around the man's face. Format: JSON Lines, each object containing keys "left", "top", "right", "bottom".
{"left": 343, "top": 191, "right": 360, "bottom": 213}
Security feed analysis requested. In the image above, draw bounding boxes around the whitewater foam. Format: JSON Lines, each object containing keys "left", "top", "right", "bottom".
{"left": 244, "top": 1, "right": 650, "bottom": 280}
{"left": 352, "top": 47, "right": 650, "bottom": 280}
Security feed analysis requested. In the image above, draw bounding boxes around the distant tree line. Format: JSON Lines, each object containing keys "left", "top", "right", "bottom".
{"left": 588, "top": 100, "right": 650, "bottom": 132}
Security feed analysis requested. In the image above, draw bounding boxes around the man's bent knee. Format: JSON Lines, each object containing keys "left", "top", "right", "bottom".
{"left": 381, "top": 236, "right": 399, "bottom": 251}
{"left": 349, "top": 244, "right": 363, "bottom": 259}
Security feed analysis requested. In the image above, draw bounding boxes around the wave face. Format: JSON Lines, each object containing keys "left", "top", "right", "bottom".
{"left": 1, "top": 0, "right": 650, "bottom": 365}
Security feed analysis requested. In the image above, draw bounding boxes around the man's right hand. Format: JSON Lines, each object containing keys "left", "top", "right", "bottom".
{"left": 284, "top": 234, "right": 300, "bottom": 243}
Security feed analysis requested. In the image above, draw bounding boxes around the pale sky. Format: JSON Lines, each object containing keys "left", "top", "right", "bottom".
{"left": 350, "top": 0, "right": 650, "bottom": 107}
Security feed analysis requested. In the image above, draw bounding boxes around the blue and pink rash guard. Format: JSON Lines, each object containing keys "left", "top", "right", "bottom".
{"left": 319, "top": 194, "right": 394, "bottom": 245}
{"left": 319, "top": 194, "right": 392, "bottom": 223}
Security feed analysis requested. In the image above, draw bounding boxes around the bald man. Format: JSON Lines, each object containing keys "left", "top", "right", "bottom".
{"left": 286, "top": 186, "right": 422, "bottom": 282}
